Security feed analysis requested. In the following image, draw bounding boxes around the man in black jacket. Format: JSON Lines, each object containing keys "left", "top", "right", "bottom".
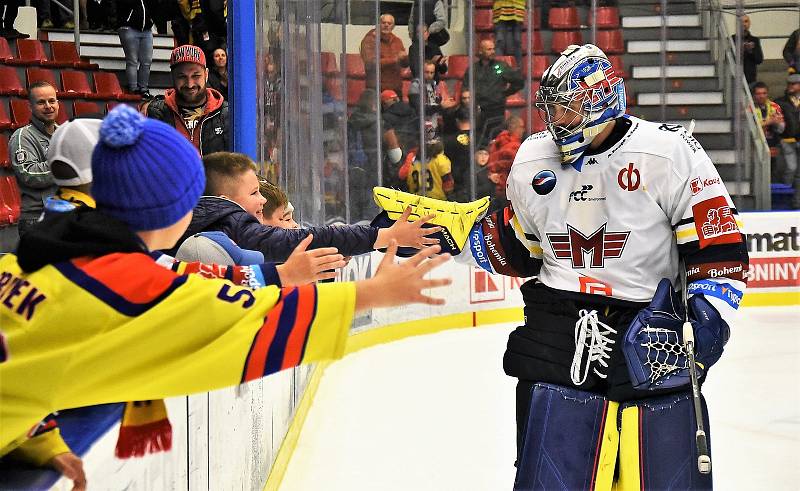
{"left": 731, "top": 15, "right": 763, "bottom": 86}
{"left": 146, "top": 45, "right": 229, "bottom": 156}
{"left": 381, "top": 90, "right": 419, "bottom": 188}
{"left": 775, "top": 74, "right": 800, "bottom": 208}
{"left": 463, "top": 39, "right": 524, "bottom": 145}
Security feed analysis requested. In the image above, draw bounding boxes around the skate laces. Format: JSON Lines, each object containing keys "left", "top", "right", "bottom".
{"left": 570, "top": 309, "right": 617, "bottom": 385}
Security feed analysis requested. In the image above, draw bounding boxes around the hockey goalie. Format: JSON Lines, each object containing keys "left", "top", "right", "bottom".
{"left": 374, "top": 44, "right": 749, "bottom": 490}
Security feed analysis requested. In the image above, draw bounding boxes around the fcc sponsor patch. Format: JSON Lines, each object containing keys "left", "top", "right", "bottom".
{"left": 532, "top": 169, "right": 557, "bottom": 195}
{"left": 687, "top": 261, "right": 747, "bottom": 282}
{"left": 688, "top": 279, "right": 743, "bottom": 310}
{"left": 692, "top": 196, "right": 741, "bottom": 248}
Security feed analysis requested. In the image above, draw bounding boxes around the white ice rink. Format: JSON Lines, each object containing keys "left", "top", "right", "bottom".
{"left": 281, "top": 307, "right": 800, "bottom": 491}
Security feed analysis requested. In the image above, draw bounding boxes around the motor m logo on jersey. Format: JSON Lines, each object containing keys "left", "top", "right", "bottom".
{"left": 547, "top": 223, "right": 630, "bottom": 268}
{"left": 693, "top": 196, "right": 741, "bottom": 248}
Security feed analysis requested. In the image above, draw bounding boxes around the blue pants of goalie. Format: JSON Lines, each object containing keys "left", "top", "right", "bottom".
{"left": 514, "top": 383, "right": 713, "bottom": 490}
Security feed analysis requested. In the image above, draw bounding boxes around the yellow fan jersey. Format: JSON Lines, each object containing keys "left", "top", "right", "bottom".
{"left": 406, "top": 152, "right": 453, "bottom": 201}
{"left": 0, "top": 251, "right": 355, "bottom": 454}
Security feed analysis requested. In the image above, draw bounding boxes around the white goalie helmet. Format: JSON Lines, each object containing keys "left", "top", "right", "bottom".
{"left": 535, "top": 44, "right": 626, "bottom": 166}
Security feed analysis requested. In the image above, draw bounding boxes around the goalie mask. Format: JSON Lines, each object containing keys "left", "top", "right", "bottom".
{"left": 535, "top": 44, "right": 626, "bottom": 166}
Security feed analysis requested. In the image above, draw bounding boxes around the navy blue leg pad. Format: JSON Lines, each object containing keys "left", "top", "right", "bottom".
{"left": 514, "top": 383, "right": 613, "bottom": 491}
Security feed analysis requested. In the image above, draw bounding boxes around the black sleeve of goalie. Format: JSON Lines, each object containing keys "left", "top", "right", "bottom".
{"left": 476, "top": 207, "right": 542, "bottom": 278}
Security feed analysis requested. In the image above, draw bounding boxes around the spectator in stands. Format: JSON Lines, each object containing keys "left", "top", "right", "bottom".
{"left": 401, "top": 138, "right": 453, "bottom": 200}
{"left": 442, "top": 88, "right": 479, "bottom": 135}
{"left": 731, "top": 15, "right": 763, "bottom": 86}
{"left": 487, "top": 115, "right": 524, "bottom": 205}
{"left": 200, "top": 0, "right": 227, "bottom": 51}
{"left": 409, "top": 60, "right": 456, "bottom": 141}
{"left": 493, "top": 0, "right": 526, "bottom": 67}
{"left": 9, "top": 81, "right": 59, "bottom": 236}
{"left": 752, "top": 82, "right": 785, "bottom": 150}
{"left": 464, "top": 39, "right": 524, "bottom": 145}
{"left": 264, "top": 56, "right": 282, "bottom": 157}
{"left": 775, "top": 74, "right": 800, "bottom": 208}
{"left": 408, "top": 0, "right": 448, "bottom": 47}
{"left": 87, "top": 0, "right": 114, "bottom": 31}
{"left": 381, "top": 89, "right": 418, "bottom": 188}
{"left": 42, "top": 119, "right": 101, "bottom": 218}
{"left": 117, "top": 0, "right": 156, "bottom": 99}
{"left": 360, "top": 13, "right": 408, "bottom": 97}
{"left": 207, "top": 47, "right": 229, "bottom": 100}
{"left": 348, "top": 89, "right": 380, "bottom": 220}
{"left": 172, "top": 151, "right": 441, "bottom": 260}
{"left": 259, "top": 180, "right": 300, "bottom": 229}
{"left": 442, "top": 106, "right": 471, "bottom": 202}
{"left": 36, "top": 0, "right": 69, "bottom": 30}
{"left": 0, "top": 0, "right": 28, "bottom": 38}
{"left": 408, "top": 25, "right": 448, "bottom": 80}
{"left": 146, "top": 45, "right": 230, "bottom": 155}
{"left": 783, "top": 28, "right": 800, "bottom": 74}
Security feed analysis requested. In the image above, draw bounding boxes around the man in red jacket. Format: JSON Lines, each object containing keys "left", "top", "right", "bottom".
{"left": 487, "top": 115, "right": 524, "bottom": 205}
{"left": 360, "top": 14, "right": 409, "bottom": 97}
{"left": 146, "top": 45, "right": 229, "bottom": 155}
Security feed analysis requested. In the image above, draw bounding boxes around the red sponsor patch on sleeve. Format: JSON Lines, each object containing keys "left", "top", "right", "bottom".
{"left": 692, "top": 196, "right": 741, "bottom": 248}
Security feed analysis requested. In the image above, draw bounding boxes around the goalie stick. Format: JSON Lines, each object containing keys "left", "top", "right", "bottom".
{"left": 680, "top": 263, "right": 712, "bottom": 475}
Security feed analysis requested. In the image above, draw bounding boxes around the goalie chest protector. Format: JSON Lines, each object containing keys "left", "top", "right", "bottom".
{"left": 506, "top": 116, "right": 741, "bottom": 304}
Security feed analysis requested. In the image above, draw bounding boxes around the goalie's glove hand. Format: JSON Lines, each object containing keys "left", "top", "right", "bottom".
{"left": 371, "top": 187, "right": 490, "bottom": 257}
{"left": 623, "top": 278, "right": 729, "bottom": 391}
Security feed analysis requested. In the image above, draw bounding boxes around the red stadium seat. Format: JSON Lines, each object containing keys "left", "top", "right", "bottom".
{"left": 0, "top": 37, "right": 14, "bottom": 62}
{"left": 61, "top": 70, "right": 93, "bottom": 98}
{"left": 596, "top": 30, "right": 625, "bottom": 54}
{"left": 56, "top": 106, "right": 68, "bottom": 124}
{"left": 474, "top": 0, "right": 493, "bottom": 7}
{"left": 474, "top": 9, "right": 494, "bottom": 32}
{"left": 446, "top": 54, "right": 470, "bottom": 80}
{"left": 73, "top": 100, "right": 103, "bottom": 117}
{"left": 26, "top": 67, "right": 72, "bottom": 98}
{"left": 0, "top": 101, "right": 13, "bottom": 130}
{"left": 345, "top": 53, "right": 365, "bottom": 79}
{"left": 589, "top": 7, "right": 621, "bottom": 29}
{"left": 521, "top": 56, "right": 549, "bottom": 80}
{"left": 521, "top": 31, "right": 545, "bottom": 54}
{"left": 0, "top": 175, "right": 21, "bottom": 225}
{"left": 16, "top": 39, "right": 73, "bottom": 67}
{"left": 50, "top": 41, "right": 99, "bottom": 70}
{"left": 346, "top": 78, "right": 366, "bottom": 106}
{"left": 0, "top": 66, "right": 26, "bottom": 96}
{"left": 107, "top": 101, "right": 126, "bottom": 113}
{"left": 320, "top": 52, "right": 338, "bottom": 76}
{"left": 607, "top": 55, "right": 628, "bottom": 78}
{"left": 521, "top": 8, "right": 542, "bottom": 30}
{"left": 10, "top": 98, "right": 31, "bottom": 127}
{"left": 0, "top": 134, "right": 9, "bottom": 167}
{"left": 551, "top": 30, "right": 583, "bottom": 54}
{"left": 549, "top": 7, "right": 580, "bottom": 30}
{"left": 93, "top": 72, "right": 140, "bottom": 101}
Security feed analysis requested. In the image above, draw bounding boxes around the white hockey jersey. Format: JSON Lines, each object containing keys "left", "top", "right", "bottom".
{"left": 465, "top": 116, "right": 748, "bottom": 322}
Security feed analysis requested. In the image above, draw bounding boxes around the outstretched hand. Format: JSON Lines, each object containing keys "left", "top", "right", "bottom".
{"left": 49, "top": 452, "right": 86, "bottom": 491}
{"left": 375, "top": 206, "right": 443, "bottom": 249}
{"left": 356, "top": 240, "right": 451, "bottom": 311}
{"left": 276, "top": 235, "right": 347, "bottom": 286}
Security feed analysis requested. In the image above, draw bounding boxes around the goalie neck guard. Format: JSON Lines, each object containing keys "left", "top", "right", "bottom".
{"left": 535, "top": 44, "right": 626, "bottom": 168}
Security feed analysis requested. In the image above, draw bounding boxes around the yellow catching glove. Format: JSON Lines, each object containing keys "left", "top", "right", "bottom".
{"left": 371, "top": 187, "right": 491, "bottom": 256}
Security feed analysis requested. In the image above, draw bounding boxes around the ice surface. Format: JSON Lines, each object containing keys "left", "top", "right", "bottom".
{"left": 282, "top": 306, "right": 799, "bottom": 490}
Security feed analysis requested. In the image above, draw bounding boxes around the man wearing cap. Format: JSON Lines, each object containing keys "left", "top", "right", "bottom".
{"left": 146, "top": 44, "right": 230, "bottom": 156}
{"left": 775, "top": 73, "right": 800, "bottom": 208}
{"left": 9, "top": 81, "right": 60, "bottom": 236}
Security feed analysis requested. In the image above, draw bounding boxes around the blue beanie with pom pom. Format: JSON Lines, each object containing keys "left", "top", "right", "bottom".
{"left": 91, "top": 105, "right": 205, "bottom": 231}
